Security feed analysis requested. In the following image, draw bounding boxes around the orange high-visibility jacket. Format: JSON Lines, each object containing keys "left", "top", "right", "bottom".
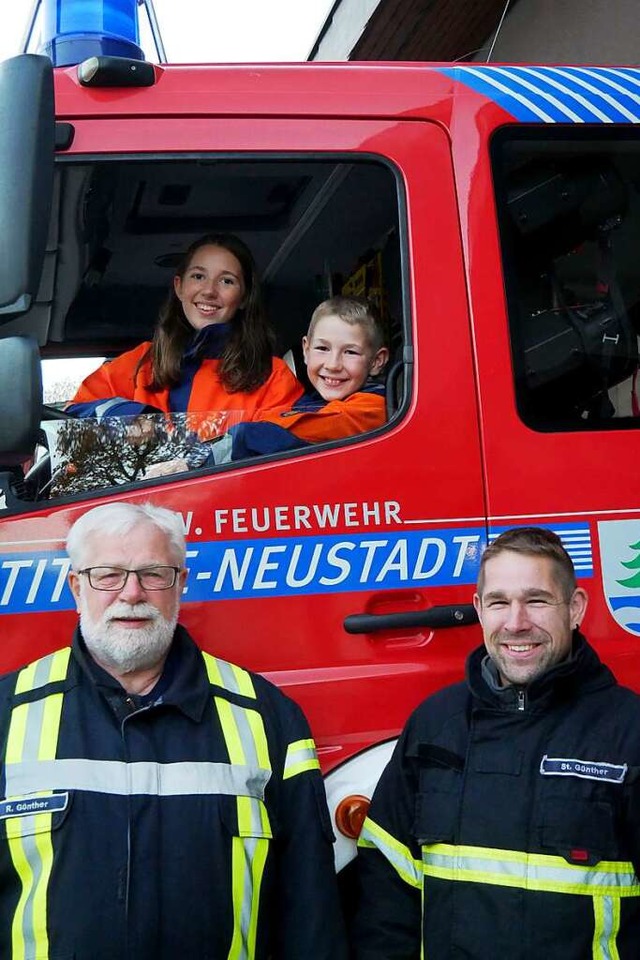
{"left": 67, "top": 341, "right": 303, "bottom": 420}
{"left": 255, "top": 389, "right": 386, "bottom": 443}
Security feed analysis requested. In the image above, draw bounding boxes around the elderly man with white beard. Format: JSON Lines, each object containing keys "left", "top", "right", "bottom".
{"left": 0, "top": 502, "right": 346, "bottom": 960}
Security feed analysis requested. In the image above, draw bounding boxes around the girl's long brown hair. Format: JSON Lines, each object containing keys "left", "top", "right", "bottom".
{"left": 137, "top": 234, "right": 274, "bottom": 394}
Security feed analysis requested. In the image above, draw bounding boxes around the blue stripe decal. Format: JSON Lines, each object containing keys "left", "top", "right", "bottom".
{"left": 0, "top": 528, "right": 485, "bottom": 611}
{"left": 488, "top": 523, "right": 592, "bottom": 575}
{"left": 439, "top": 65, "right": 640, "bottom": 123}
{"left": 0, "top": 522, "right": 593, "bottom": 613}
{"left": 609, "top": 596, "right": 640, "bottom": 611}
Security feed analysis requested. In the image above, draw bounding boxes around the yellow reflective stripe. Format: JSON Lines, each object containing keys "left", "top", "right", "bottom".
{"left": 235, "top": 795, "right": 272, "bottom": 838}
{"left": 245, "top": 709, "right": 270, "bottom": 770}
{"left": 215, "top": 697, "right": 246, "bottom": 765}
{"left": 423, "top": 844, "right": 640, "bottom": 898}
{"left": 46, "top": 649, "right": 71, "bottom": 685}
{"left": 202, "top": 652, "right": 256, "bottom": 699}
{"left": 593, "top": 896, "right": 621, "bottom": 960}
{"left": 213, "top": 688, "right": 272, "bottom": 959}
{"left": 5, "top": 653, "right": 70, "bottom": 960}
{"left": 246, "top": 838, "right": 269, "bottom": 958}
{"left": 33, "top": 820, "right": 55, "bottom": 954}
{"left": 14, "top": 662, "right": 39, "bottom": 697}
{"left": 358, "top": 817, "right": 422, "bottom": 889}
{"left": 227, "top": 836, "right": 269, "bottom": 960}
{"left": 228, "top": 836, "right": 246, "bottom": 960}
{"left": 6, "top": 703, "right": 29, "bottom": 764}
{"left": 38, "top": 694, "right": 64, "bottom": 759}
{"left": 14, "top": 648, "right": 71, "bottom": 695}
{"left": 283, "top": 738, "right": 320, "bottom": 780}
{"left": 230, "top": 663, "right": 255, "bottom": 699}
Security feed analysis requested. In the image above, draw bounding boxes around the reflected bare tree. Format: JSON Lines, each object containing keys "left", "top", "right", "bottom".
{"left": 50, "top": 412, "right": 230, "bottom": 494}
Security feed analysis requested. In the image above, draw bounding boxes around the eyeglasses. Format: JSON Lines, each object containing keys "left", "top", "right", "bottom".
{"left": 78, "top": 566, "right": 181, "bottom": 591}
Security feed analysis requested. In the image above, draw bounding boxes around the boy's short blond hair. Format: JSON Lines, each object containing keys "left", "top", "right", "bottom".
{"left": 307, "top": 296, "right": 385, "bottom": 353}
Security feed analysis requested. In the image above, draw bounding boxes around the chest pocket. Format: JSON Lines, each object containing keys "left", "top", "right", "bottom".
{"left": 539, "top": 793, "right": 619, "bottom": 863}
{"left": 0, "top": 790, "right": 72, "bottom": 840}
{"left": 412, "top": 745, "right": 464, "bottom": 845}
{"left": 218, "top": 793, "right": 273, "bottom": 840}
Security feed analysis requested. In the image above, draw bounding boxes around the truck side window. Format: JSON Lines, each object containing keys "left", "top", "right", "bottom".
{"left": 493, "top": 130, "right": 640, "bottom": 429}
{"left": 16, "top": 155, "right": 407, "bottom": 502}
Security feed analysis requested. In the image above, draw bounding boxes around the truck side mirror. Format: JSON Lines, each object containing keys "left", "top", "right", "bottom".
{"left": 0, "top": 336, "right": 42, "bottom": 513}
{"left": 0, "top": 55, "right": 55, "bottom": 319}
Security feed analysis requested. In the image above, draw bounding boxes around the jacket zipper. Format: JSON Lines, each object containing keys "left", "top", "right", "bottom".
{"left": 517, "top": 688, "right": 526, "bottom": 711}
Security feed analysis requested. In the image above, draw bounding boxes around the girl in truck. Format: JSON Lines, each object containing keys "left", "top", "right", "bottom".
{"left": 66, "top": 233, "right": 303, "bottom": 424}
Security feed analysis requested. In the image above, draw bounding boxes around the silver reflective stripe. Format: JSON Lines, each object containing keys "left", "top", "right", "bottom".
{"left": 359, "top": 818, "right": 422, "bottom": 889}
{"left": 5, "top": 759, "right": 270, "bottom": 799}
{"left": 283, "top": 738, "right": 319, "bottom": 780}
{"left": 94, "top": 398, "right": 127, "bottom": 420}
{"left": 211, "top": 432, "right": 233, "bottom": 465}
{"left": 14, "top": 648, "right": 71, "bottom": 695}
{"left": 423, "top": 847, "right": 640, "bottom": 895}
{"left": 227, "top": 701, "right": 264, "bottom": 834}
{"left": 241, "top": 838, "right": 259, "bottom": 950}
{"left": 202, "top": 651, "right": 256, "bottom": 698}
{"left": 20, "top": 825, "right": 43, "bottom": 947}
{"left": 21, "top": 699, "right": 48, "bottom": 762}
{"left": 6, "top": 648, "right": 71, "bottom": 960}
{"left": 32, "top": 656, "right": 59, "bottom": 691}
{"left": 593, "top": 895, "right": 620, "bottom": 959}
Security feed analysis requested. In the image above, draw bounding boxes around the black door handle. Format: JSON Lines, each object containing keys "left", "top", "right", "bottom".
{"left": 343, "top": 603, "right": 478, "bottom": 635}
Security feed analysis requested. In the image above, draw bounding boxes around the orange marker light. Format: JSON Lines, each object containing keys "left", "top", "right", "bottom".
{"left": 335, "top": 795, "right": 371, "bottom": 839}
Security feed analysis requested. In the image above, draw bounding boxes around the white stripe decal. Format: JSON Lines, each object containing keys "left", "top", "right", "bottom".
{"left": 549, "top": 68, "right": 638, "bottom": 122}
{"left": 577, "top": 68, "right": 640, "bottom": 115}
{"left": 608, "top": 68, "right": 640, "bottom": 90}
{"left": 462, "top": 67, "right": 554, "bottom": 122}
{"left": 498, "top": 68, "right": 583, "bottom": 122}
{"left": 518, "top": 67, "right": 611, "bottom": 122}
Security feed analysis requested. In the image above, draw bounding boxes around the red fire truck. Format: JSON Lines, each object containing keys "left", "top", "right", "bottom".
{"left": 2, "top": 0, "right": 640, "bottom": 869}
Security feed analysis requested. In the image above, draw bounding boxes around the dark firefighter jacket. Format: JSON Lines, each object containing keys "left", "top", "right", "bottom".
{"left": 352, "top": 634, "right": 640, "bottom": 959}
{"left": 0, "top": 626, "right": 346, "bottom": 960}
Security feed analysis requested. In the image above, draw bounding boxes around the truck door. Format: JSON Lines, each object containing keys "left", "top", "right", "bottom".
{"left": 472, "top": 123, "right": 640, "bottom": 688}
{"left": 0, "top": 111, "right": 486, "bottom": 766}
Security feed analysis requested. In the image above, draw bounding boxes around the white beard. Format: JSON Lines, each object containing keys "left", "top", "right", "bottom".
{"left": 80, "top": 600, "right": 178, "bottom": 675}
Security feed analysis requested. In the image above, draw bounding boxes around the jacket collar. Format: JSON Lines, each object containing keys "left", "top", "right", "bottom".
{"left": 72, "top": 623, "right": 213, "bottom": 723}
{"left": 183, "top": 322, "right": 231, "bottom": 362}
{"left": 467, "top": 632, "right": 616, "bottom": 710}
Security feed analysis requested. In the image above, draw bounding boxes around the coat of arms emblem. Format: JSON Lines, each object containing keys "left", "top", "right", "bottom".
{"left": 598, "top": 520, "right": 640, "bottom": 637}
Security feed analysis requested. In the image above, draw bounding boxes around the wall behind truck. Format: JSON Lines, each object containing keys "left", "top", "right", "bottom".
{"left": 311, "top": 0, "right": 640, "bottom": 65}
{"left": 480, "top": 0, "right": 640, "bottom": 65}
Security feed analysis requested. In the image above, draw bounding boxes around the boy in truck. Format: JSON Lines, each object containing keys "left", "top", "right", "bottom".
{"left": 146, "top": 295, "right": 389, "bottom": 474}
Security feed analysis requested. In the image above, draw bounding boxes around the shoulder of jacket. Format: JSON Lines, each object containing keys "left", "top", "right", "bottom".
{"left": 270, "top": 356, "right": 298, "bottom": 379}
{"left": 2, "top": 646, "right": 74, "bottom": 700}
{"left": 108, "top": 341, "right": 153, "bottom": 367}
{"left": 200, "top": 650, "right": 259, "bottom": 700}
{"left": 407, "top": 681, "right": 470, "bottom": 731}
{"left": 199, "top": 651, "right": 304, "bottom": 743}
{"left": 343, "top": 391, "right": 385, "bottom": 407}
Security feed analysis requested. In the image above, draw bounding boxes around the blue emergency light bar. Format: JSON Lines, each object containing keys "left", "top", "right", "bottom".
{"left": 39, "top": 0, "right": 144, "bottom": 66}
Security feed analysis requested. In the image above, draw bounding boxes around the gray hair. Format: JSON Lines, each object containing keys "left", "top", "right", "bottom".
{"left": 66, "top": 502, "right": 186, "bottom": 570}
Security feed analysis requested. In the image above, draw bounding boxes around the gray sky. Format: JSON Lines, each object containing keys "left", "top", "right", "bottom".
{"left": 1, "top": 1, "right": 334, "bottom": 63}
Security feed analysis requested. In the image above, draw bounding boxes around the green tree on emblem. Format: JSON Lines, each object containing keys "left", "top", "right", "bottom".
{"left": 617, "top": 540, "right": 640, "bottom": 588}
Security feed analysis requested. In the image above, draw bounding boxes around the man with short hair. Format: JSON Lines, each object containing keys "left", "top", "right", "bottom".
{"left": 352, "top": 527, "right": 640, "bottom": 959}
{"left": 0, "top": 502, "right": 346, "bottom": 960}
